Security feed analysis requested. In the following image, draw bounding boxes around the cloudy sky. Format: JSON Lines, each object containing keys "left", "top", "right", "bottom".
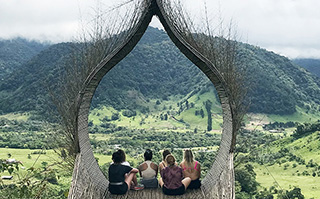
{"left": 0, "top": 0, "right": 319, "bottom": 59}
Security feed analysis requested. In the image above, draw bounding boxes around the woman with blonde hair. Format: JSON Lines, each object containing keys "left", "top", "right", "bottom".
{"left": 180, "top": 149, "right": 201, "bottom": 189}
{"left": 159, "top": 154, "right": 191, "bottom": 195}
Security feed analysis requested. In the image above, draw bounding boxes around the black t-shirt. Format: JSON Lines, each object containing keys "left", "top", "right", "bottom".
{"left": 109, "top": 164, "right": 133, "bottom": 183}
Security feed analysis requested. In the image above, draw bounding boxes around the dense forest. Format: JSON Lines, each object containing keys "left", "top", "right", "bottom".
{"left": 0, "top": 38, "right": 49, "bottom": 81}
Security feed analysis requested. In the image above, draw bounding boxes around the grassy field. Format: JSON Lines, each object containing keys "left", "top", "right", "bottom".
{"left": 268, "top": 106, "right": 320, "bottom": 123}
{"left": 254, "top": 131, "right": 320, "bottom": 198}
{"left": 0, "top": 112, "right": 30, "bottom": 121}
{"left": 255, "top": 163, "right": 319, "bottom": 198}
{"left": 88, "top": 89, "right": 223, "bottom": 133}
{"left": 0, "top": 148, "right": 59, "bottom": 169}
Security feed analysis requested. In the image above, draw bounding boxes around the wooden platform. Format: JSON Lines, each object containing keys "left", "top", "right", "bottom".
{"left": 105, "top": 188, "right": 205, "bottom": 199}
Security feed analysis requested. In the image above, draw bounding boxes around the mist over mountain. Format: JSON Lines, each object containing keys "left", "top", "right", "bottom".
{"left": 0, "top": 27, "right": 319, "bottom": 117}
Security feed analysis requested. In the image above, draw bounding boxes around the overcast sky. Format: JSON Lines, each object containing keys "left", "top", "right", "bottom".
{"left": 0, "top": 0, "right": 319, "bottom": 59}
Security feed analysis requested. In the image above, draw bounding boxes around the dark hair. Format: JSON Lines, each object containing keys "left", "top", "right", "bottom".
{"left": 112, "top": 151, "right": 122, "bottom": 164}
{"left": 144, "top": 149, "right": 152, "bottom": 161}
{"left": 162, "top": 149, "right": 171, "bottom": 161}
{"left": 118, "top": 149, "right": 126, "bottom": 162}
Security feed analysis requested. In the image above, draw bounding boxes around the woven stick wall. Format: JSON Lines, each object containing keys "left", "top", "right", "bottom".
{"left": 68, "top": 0, "right": 236, "bottom": 198}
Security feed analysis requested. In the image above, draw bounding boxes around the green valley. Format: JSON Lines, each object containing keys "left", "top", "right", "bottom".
{"left": 1, "top": 27, "right": 320, "bottom": 198}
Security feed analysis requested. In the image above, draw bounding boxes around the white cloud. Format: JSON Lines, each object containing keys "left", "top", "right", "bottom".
{"left": 0, "top": 0, "right": 319, "bottom": 58}
{"left": 0, "top": 0, "right": 95, "bottom": 42}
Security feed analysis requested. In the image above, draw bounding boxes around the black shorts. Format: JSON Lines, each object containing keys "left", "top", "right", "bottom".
{"left": 188, "top": 178, "right": 201, "bottom": 189}
{"left": 109, "top": 183, "right": 128, "bottom": 195}
{"left": 162, "top": 185, "right": 185, "bottom": 195}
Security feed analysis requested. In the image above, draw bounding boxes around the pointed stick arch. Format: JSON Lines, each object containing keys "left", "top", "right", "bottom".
{"left": 69, "top": 0, "right": 236, "bottom": 198}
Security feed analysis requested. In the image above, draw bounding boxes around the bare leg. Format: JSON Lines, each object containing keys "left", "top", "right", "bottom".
{"left": 182, "top": 177, "right": 192, "bottom": 190}
{"left": 124, "top": 172, "right": 136, "bottom": 187}
{"left": 132, "top": 174, "right": 138, "bottom": 186}
{"left": 159, "top": 177, "right": 164, "bottom": 188}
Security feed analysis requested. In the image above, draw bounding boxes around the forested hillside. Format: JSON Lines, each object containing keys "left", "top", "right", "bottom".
{"left": 0, "top": 38, "right": 48, "bottom": 81}
{"left": 238, "top": 44, "right": 320, "bottom": 114}
{"left": 0, "top": 27, "right": 320, "bottom": 117}
{"left": 293, "top": 58, "right": 320, "bottom": 78}
{"left": 0, "top": 42, "right": 75, "bottom": 116}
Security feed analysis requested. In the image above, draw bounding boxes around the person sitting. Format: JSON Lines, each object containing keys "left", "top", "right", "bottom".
{"left": 180, "top": 149, "right": 201, "bottom": 189}
{"left": 117, "top": 149, "right": 144, "bottom": 190}
{"left": 159, "top": 149, "right": 171, "bottom": 171}
{"left": 118, "top": 149, "right": 130, "bottom": 166}
{"left": 108, "top": 151, "right": 143, "bottom": 195}
{"left": 159, "top": 154, "right": 191, "bottom": 195}
{"left": 138, "top": 149, "right": 158, "bottom": 188}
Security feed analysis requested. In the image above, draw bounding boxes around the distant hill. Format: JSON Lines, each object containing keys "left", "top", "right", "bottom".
{"left": 237, "top": 44, "right": 320, "bottom": 114}
{"left": 0, "top": 38, "right": 49, "bottom": 81}
{"left": 0, "top": 27, "right": 320, "bottom": 117}
{"left": 293, "top": 58, "right": 320, "bottom": 78}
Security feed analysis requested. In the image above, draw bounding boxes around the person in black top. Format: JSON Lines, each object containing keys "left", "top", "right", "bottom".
{"left": 108, "top": 150, "right": 140, "bottom": 194}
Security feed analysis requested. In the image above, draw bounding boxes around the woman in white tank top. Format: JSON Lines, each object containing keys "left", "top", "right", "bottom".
{"left": 139, "top": 149, "right": 159, "bottom": 188}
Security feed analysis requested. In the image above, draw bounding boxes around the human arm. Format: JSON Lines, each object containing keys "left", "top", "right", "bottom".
{"left": 179, "top": 162, "right": 183, "bottom": 168}
{"left": 138, "top": 164, "right": 142, "bottom": 177}
{"left": 130, "top": 168, "right": 139, "bottom": 173}
{"left": 180, "top": 167, "right": 184, "bottom": 180}
{"left": 197, "top": 162, "right": 201, "bottom": 178}
{"left": 160, "top": 167, "right": 165, "bottom": 179}
{"left": 159, "top": 161, "right": 164, "bottom": 172}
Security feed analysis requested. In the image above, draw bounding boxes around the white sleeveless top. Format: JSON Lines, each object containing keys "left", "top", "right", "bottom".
{"left": 141, "top": 161, "right": 156, "bottom": 179}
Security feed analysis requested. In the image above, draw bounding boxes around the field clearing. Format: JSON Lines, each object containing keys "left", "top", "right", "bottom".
{"left": 268, "top": 106, "right": 320, "bottom": 123}
{"left": 0, "top": 113, "right": 30, "bottom": 121}
{"left": 253, "top": 131, "right": 320, "bottom": 198}
{"left": 255, "top": 163, "right": 320, "bottom": 198}
{"left": 88, "top": 91, "right": 223, "bottom": 132}
{"left": 90, "top": 133, "right": 111, "bottom": 141}
{"left": 0, "top": 148, "right": 59, "bottom": 169}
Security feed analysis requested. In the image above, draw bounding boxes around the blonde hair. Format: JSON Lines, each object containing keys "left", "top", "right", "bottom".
{"left": 184, "top": 149, "right": 194, "bottom": 167}
{"left": 165, "top": 154, "right": 175, "bottom": 166}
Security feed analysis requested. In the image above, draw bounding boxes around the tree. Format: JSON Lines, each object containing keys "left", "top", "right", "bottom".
{"left": 255, "top": 190, "right": 273, "bottom": 199}
{"left": 235, "top": 164, "right": 259, "bottom": 194}
{"left": 278, "top": 187, "right": 304, "bottom": 199}
{"left": 205, "top": 100, "right": 213, "bottom": 131}
{"left": 200, "top": 109, "right": 205, "bottom": 118}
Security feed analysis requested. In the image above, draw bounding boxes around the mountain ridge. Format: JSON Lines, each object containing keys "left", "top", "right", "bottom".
{"left": 0, "top": 27, "right": 319, "bottom": 117}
